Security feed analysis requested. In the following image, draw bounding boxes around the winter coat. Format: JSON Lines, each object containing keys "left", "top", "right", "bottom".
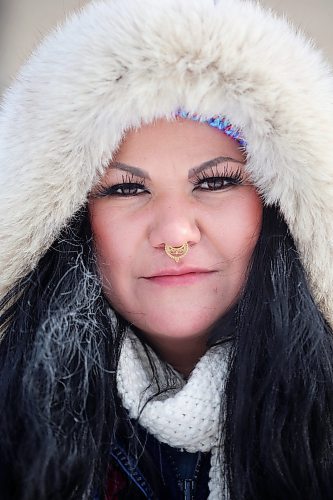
{"left": 105, "top": 426, "right": 210, "bottom": 499}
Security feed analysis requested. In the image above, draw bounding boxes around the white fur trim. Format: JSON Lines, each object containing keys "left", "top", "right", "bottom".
{"left": 0, "top": 0, "right": 332, "bottom": 324}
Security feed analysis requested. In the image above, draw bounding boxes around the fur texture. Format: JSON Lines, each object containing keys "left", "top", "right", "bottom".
{"left": 0, "top": 0, "right": 332, "bottom": 324}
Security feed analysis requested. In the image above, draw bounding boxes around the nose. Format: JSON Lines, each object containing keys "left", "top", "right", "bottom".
{"left": 148, "top": 196, "right": 201, "bottom": 249}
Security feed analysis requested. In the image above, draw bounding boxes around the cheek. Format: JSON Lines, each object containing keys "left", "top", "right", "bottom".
{"left": 89, "top": 204, "right": 137, "bottom": 289}
{"left": 214, "top": 189, "right": 262, "bottom": 264}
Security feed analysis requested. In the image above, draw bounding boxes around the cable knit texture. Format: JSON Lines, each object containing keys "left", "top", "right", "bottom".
{"left": 117, "top": 331, "right": 230, "bottom": 498}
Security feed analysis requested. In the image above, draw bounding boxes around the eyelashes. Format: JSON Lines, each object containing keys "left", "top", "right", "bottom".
{"left": 93, "top": 173, "right": 147, "bottom": 198}
{"left": 93, "top": 164, "right": 246, "bottom": 198}
{"left": 191, "top": 164, "right": 244, "bottom": 190}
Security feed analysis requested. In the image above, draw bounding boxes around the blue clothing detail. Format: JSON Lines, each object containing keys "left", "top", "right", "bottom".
{"left": 110, "top": 443, "right": 154, "bottom": 498}
{"left": 143, "top": 430, "right": 210, "bottom": 499}
{"left": 176, "top": 109, "right": 247, "bottom": 147}
{"left": 104, "top": 427, "right": 210, "bottom": 499}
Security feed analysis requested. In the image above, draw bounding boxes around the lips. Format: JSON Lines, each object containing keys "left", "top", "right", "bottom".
{"left": 143, "top": 267, "right": 216, "bottom": 286}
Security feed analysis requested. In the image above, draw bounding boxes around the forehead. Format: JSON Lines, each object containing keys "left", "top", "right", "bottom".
{"left": 113, "top": 118, "right": 245, "bottom": 170}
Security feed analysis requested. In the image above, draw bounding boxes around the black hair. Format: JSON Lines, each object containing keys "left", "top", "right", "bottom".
{"left": 223, "top": 207, "right": 333, "bottom": 500}
{"left": 0, "top": 210, "right": 122, "bottom": 500}
{"left": 0, "top": 205, "right": 332, "bottom": 500}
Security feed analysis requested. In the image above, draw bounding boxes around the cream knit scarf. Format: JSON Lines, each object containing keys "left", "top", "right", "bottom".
{"left": 117, "top": 331, "right": 231, "bottom": 499}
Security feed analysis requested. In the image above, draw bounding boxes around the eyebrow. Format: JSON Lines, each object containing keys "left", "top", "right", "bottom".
{"left": 110, "top": 161, "right": 151, "bottom": 180}
{"left": 109, "top": 156, "right": 245, "bottom": 180}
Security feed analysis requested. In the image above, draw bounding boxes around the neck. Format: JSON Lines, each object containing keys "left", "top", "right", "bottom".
{"left": 139, "top": 332, "right": 209, "bottom": 377}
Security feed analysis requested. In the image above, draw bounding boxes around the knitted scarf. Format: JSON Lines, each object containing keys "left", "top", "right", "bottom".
{"left": 117, "top": 332, "right": 231, "bottom": 499}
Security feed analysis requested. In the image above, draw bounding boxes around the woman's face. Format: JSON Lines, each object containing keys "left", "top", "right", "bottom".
{"left": 89, "top": 118, "right": 262, "bottom": 343}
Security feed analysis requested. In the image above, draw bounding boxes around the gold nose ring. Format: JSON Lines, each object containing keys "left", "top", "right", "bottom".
{"left": 164, "top": 242, "right": 189, "bottom": 262}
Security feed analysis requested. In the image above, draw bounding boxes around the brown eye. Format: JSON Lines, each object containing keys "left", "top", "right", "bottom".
{"left": 113, "top": 183, "right": 146, "bottom": 195}
{"left": 94, "top": 182, "right": 148, "bottom": 197}
{"left": 196, "top": 176, "right": 241, "bottom": 191}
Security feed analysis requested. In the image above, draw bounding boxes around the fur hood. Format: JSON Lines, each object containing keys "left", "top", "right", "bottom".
{"left": 0, "top": 0, "right": 332, "bottom": 325}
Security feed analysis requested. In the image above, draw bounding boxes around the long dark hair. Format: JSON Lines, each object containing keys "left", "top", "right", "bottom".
{"left": 0, "top": 210, "right": 122, "bottom": 500}
{"left": 0, "top": 205, "right": 332, "bottom": 500}
{"left": 223, "top": 208, "right": 333, "bottom": 499}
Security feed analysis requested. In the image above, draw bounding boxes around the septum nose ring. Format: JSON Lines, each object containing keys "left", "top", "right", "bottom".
{"left": 164, "top": 242, "right": 189, "bottom": 263}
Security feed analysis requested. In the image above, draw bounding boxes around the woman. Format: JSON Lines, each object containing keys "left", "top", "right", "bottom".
{"left": 0, "top": 0, "right": 332, "bottom": 499}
